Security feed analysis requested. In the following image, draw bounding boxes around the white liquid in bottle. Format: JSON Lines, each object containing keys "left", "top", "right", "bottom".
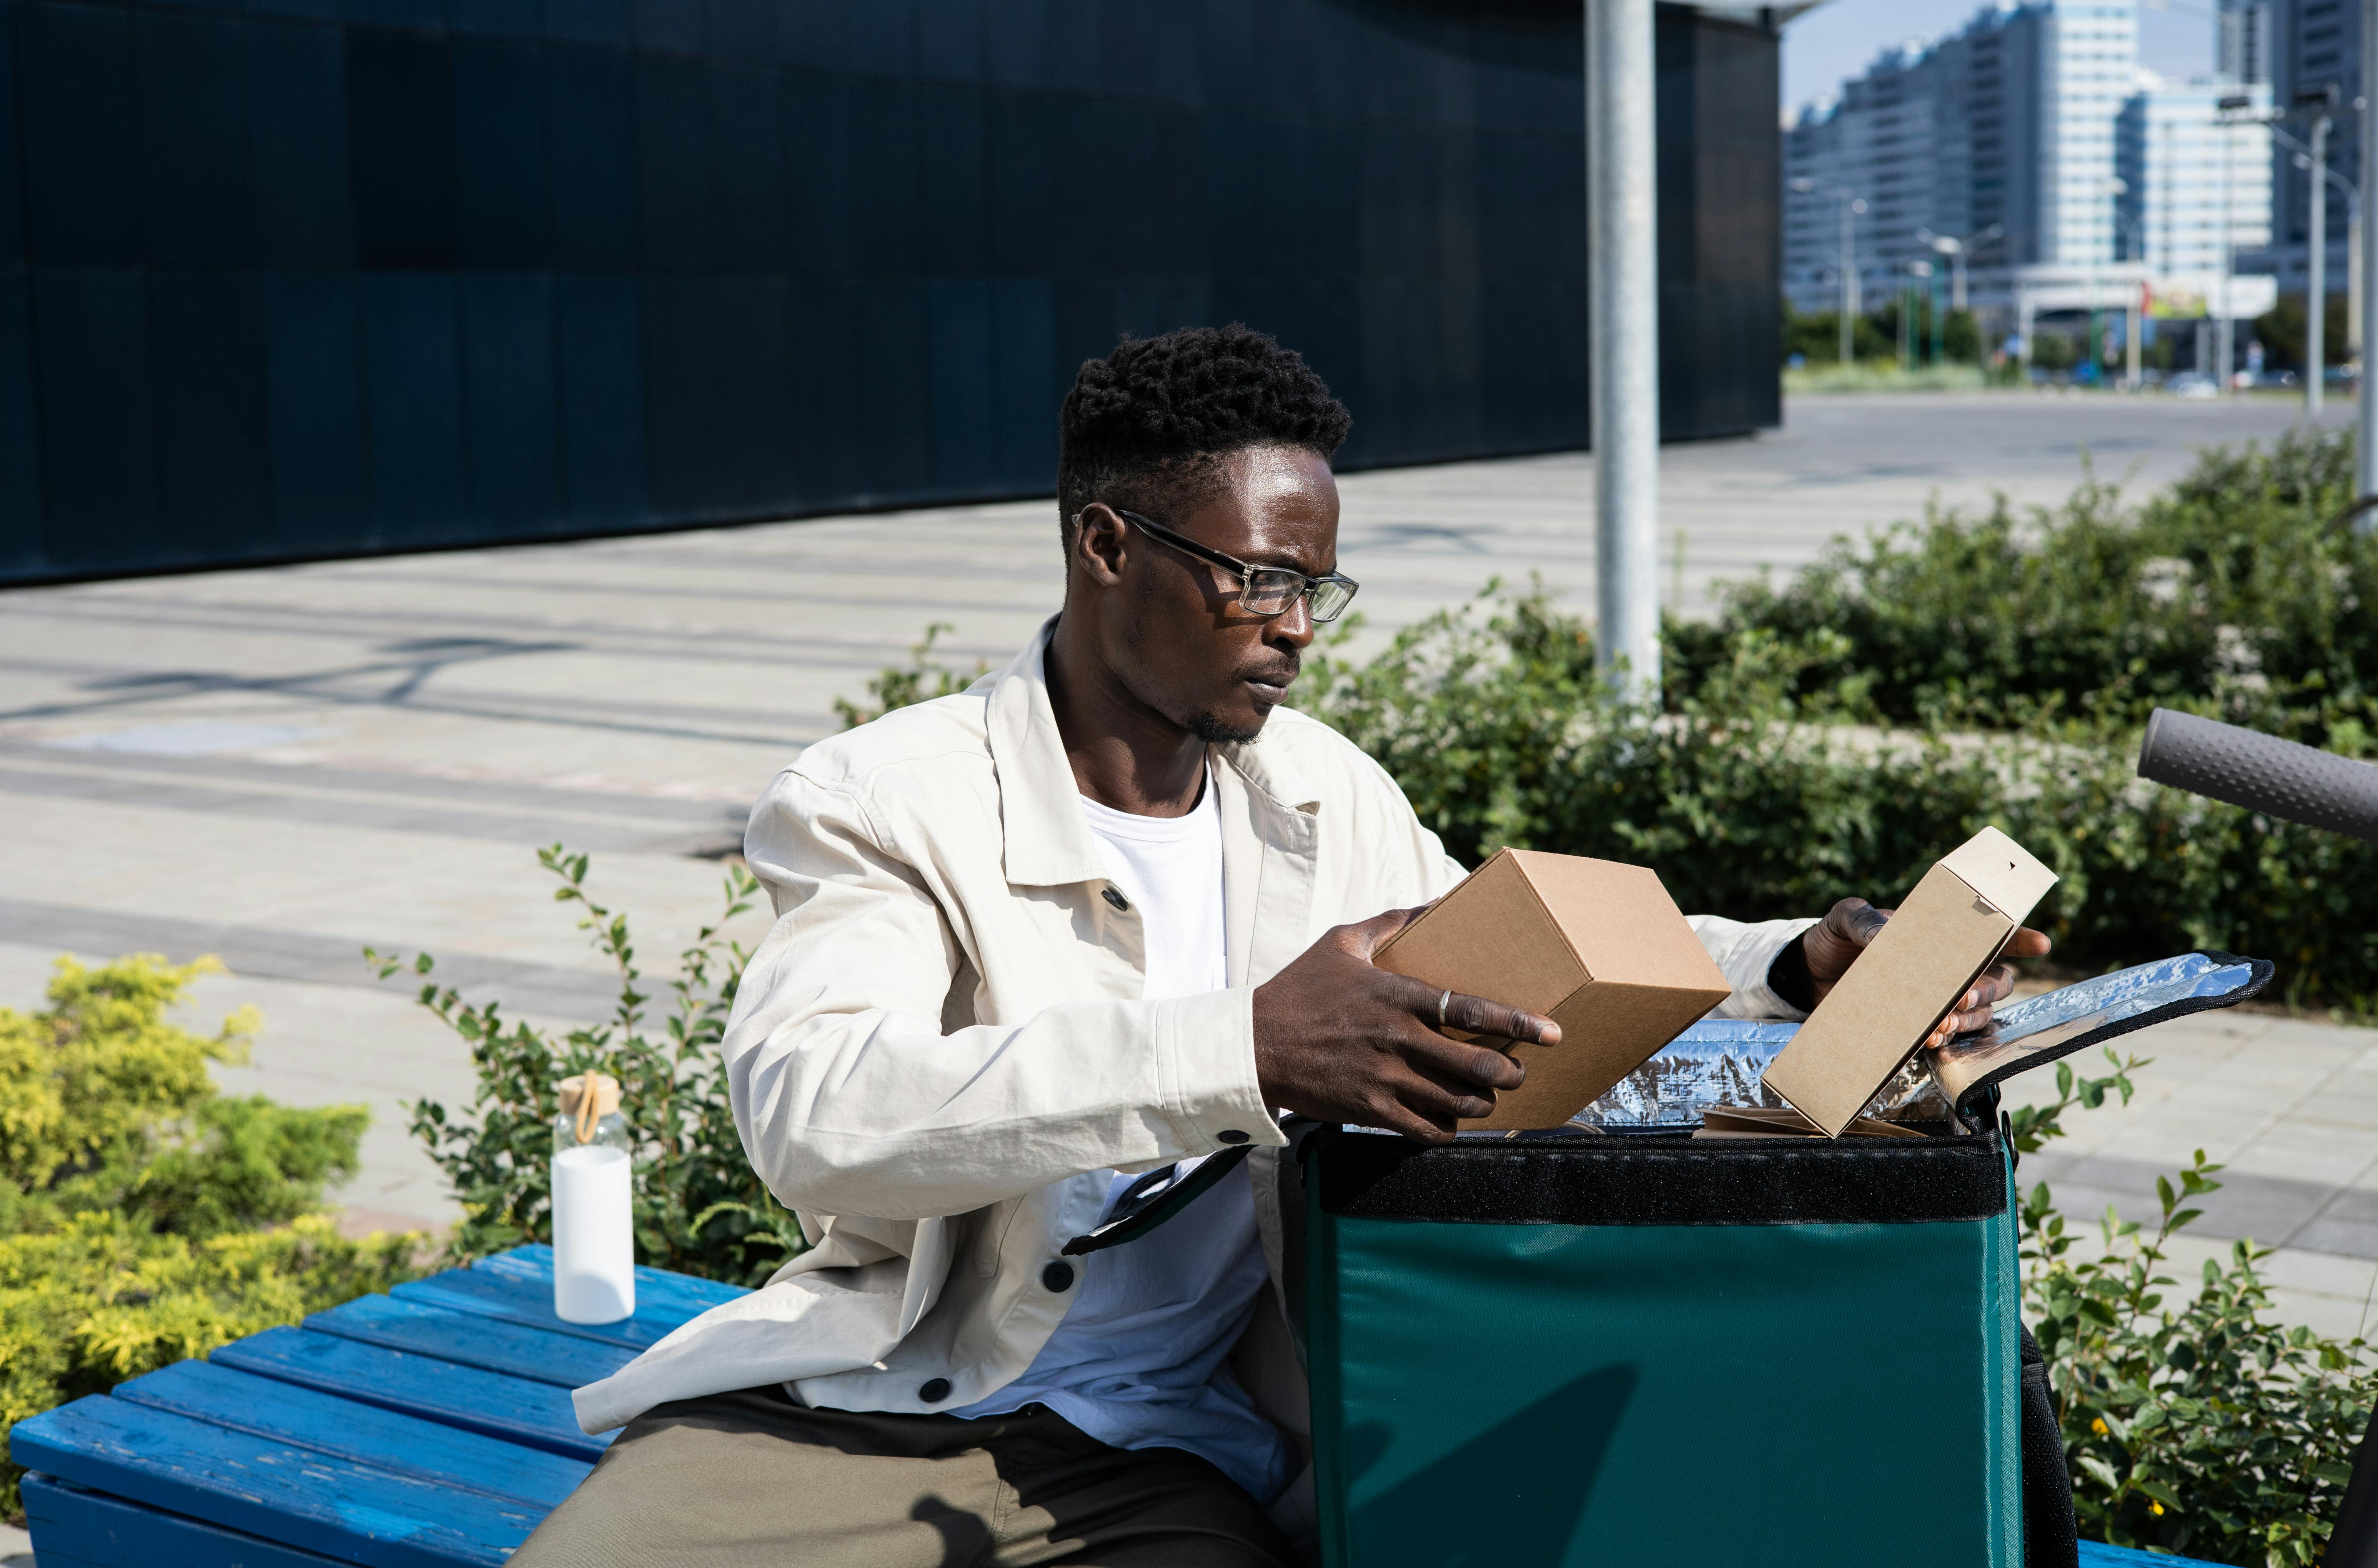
{"left": 552, "top": 1143, "right": 636, "bottom": 1324}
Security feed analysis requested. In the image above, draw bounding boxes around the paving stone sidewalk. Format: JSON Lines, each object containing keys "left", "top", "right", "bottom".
{"left": 1, "top": 390, "right": 2364, "bottom": 1335}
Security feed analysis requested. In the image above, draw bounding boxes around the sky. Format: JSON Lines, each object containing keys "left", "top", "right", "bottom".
{"left": 1782, "top": 0, "right": 2216, "bottom": 122}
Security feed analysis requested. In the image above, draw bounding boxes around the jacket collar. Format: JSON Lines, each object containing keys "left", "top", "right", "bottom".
{"left": 987, "top": 618, "right": 1318, "bottom": 890}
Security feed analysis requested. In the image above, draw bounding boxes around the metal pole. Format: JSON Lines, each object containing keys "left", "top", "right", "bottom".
{"left": 1588, "top": 0, "right": 1660, "bottom": 699}
{"left": 2350, "top": 188, "right": 2364, "bottom": 373}
{"left": 2128, "top": 283, "right": 2143, "bottom": 389}
{"left": 1931, "top": 266, "right": 1944, "bottom": 365}
{"left": 2219, "top": 110, "right": 2236, "bottom": 394}
{"left": 1839, "top": 196, "right": 1854, "bottom": 363}
{"left": 2361, "top": 0, "right": 2378, "bottom": 494}
{"left": 2311, "top": 112, "right": 2330, "bottom": 417}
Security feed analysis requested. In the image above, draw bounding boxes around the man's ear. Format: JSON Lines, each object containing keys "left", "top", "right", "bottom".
{"left": 1072, "top": 504, "right": 1131, "bottom": 589}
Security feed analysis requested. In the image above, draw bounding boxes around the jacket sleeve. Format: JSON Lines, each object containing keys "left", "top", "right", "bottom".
{"left": 723, "top": 771, "right": 1278, "bottom": 1224}
{"left": 1688, "top": 914, "right": 1822, "bottom": 1020}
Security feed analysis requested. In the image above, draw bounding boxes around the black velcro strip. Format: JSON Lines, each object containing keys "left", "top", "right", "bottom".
{"left": 1313, "top": 1127, "right": 2007, "bottom": 1226}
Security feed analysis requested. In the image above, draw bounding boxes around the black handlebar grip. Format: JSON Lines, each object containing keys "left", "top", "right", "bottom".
{"left": 2137, "top": 708, "right": 2378, "bottom": 844}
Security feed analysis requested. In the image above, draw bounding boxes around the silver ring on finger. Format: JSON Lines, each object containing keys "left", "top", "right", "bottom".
{"left": 1438, "top": 989, "right": 1452, "bottom": 1030}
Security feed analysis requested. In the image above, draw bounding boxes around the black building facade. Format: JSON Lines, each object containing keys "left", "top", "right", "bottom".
{"left": 0, "top": 0, "right": 1780, "bottom": 585}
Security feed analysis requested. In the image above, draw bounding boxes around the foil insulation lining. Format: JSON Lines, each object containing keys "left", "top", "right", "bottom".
{"left": 1573, "top": 952, "right": 2260, "bottom": 1130}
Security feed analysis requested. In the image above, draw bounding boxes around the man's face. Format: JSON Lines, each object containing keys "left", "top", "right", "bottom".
{"left": 1083, "top": 445, "right": 1341, "bottom": 743}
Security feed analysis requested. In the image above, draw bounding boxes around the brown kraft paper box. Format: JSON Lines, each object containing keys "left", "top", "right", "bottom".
{"left": 1760, "top": 826, "right": 2058, "bottom": 1138}
{"left": 1373, "top": 848, "right": 1733, "bottom": 1131}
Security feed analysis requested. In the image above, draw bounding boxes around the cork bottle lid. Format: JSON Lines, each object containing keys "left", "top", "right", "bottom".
{"left": 559, "top": 1072, "right": 623, "bottom": 1142}
{"left": 558, "top": 1073, "right": 622, "bottom": 1117}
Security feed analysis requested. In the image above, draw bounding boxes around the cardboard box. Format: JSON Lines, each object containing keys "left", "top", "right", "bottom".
{"left": 1373, "top": 848, "right": 1733, "bottom": 1130}
{"left": 1761, "top": 826, "right": 2057, "bottom": 1137}
{"left": 1692, "top": 1105, "right": 1921, "bottom": 1140}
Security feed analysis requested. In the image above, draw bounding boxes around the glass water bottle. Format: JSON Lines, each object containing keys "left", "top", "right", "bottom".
{"left": 552, "top": 1072, "right": 636, "bottom": 1325}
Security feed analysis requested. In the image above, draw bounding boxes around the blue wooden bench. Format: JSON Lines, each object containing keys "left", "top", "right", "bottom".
{"left": 12, "top": 1244, "right": 2215, "bottom": 1565}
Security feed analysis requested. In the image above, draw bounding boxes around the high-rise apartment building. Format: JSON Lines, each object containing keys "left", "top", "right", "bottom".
{"left": 1784, "top": 0, "right": 2132, "bottom": 311}
{"left": 1786, "top": 0, "right": 2275, "bottom": 338}
{"left": 2218, "top": 0, "right": 2275, "bottom": 83}
{"left": 2117, "top": 77, "right": 2275, "bottom": 286}
{"left": 2266, "top": 0, "right": 2360, "bottom": 300}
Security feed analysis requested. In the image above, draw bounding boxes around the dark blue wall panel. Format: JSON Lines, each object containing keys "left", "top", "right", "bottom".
{"left": 151, "top": 268, "right": 268, "bottom": 555}
{"left": 362, "top": 271, "right": 466, "bottom": 535}
{"left": 0, "top": 272, "right": 36, "bottom": 571}
{"left": 0, "top": 0, "right": 1779, "bottom": 584}
{"left": 0, "top": 2, "right": 22, "bottom": 266}
{"left": 261, "top": 270, "right": 369, "bottom": 550}
{"left": 32, "top": 267, "right": 157, "bottom": 566}
{"left": 248, "top": 20, "right": 351, "bottom": 267}
{"left": 18, "top": 2, "right": 145, "bottom": 267}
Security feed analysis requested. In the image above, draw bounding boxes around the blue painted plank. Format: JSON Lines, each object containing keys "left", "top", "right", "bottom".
{"left": 396, "top": 1263, "right": 720, "bottom": 1351}
{"left": 113, "top": 1359, "right": 591, "bottom": 1509}
{"left": 12, "top": 1399, "right": 539, "bottom": 1567}
{"left": 2080, "top": 1541, "right": 2220, "bottom": 1566}
{"left": 214, "top": 1327, "right": 609, "bottom": 1461}
{"left": 484, "top": 1242, "right": 750, "bottom": 1309}
{"left": 25, "top": 1472, "right": 349, "bottom": 1568}
{"left": 309, "top": 1290, "right": 635, "bottom": 1388}
{"left": 394, "top": 1270, "right": 675, "bottom": 1352}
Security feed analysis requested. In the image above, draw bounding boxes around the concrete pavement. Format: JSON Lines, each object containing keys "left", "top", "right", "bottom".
{"left": 2, "top": 388, "right": 2368, "bottom": 1335}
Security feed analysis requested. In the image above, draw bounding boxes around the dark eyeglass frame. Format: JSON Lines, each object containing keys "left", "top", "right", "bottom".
{"left": 1097, "top": 507, "right": 1361, "bottom": 623}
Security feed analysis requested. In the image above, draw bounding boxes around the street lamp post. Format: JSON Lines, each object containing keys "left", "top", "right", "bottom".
{"left": 1793, "top": 176, "right": 1866, "bottom": 364}
{"left": 2306, "top": 102, "right": 2332, "bottom": 414}
{"left": 1917, "top": 224, "right": 2003, "bottom": 364}
{"left": 2218, "top": 94, "right": 2247, "bottom": 395}
{"left": 2113, "top": 202, "right": 2146, "bottom": 389}
{"left": 1588, "top": 0, "right": 1660, "bottom": 699}
{"left": 2265, "top": 99, "right": 2361, "bottom": 412}
{"left": 2363, "top": 0, "right": 2378, "bottom": 501}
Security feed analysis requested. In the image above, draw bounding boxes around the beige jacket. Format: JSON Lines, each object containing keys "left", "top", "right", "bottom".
{"left": 570, "top": 624, "right": 1814, "bottom": 1456}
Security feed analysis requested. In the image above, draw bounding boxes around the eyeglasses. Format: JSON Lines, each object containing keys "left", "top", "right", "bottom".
{"left": 1101, "top": 508, "right": 1360, "bottom": 623}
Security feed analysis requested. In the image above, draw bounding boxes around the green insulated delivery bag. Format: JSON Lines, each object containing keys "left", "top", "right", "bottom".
{"left": 1296, "top": 951, "right": 2272, "bottom": 1568}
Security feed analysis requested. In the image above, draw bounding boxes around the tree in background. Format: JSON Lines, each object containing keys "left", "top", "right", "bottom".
{"left": 1782, "top": 299, "right": 1982, "bottom": 366}
{"left": 2254, "top": 292, "right": 2351, "bottom": 376}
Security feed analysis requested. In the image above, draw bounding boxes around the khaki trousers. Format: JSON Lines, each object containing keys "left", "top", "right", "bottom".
{"left": 511, "top": 1387, "right": 1301, "bottom": 1568}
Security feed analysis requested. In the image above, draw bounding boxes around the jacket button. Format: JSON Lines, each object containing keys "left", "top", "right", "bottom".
{"left": 1217, "top": 1129, "right": 1249, "bottom": 1144}
{"left": 1041, "top": 1260, "right": 1075, "bottom": 1293}
{"left": 1102, "top": 886, "right": 1129, "bottom": 911}
{"left": 918, "top": 1377, "right": 952, "bottom": 1403}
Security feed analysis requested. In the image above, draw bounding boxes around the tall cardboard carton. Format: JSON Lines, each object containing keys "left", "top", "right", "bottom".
{"left": 1761, "top": 826, "right": 2057, "bottom": 1137}
{"left": 1373, "top": 849, "right": 1733, "bottom": 1130}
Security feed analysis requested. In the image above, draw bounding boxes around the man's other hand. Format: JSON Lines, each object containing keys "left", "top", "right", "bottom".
{"left": 1801, "top": 896, "right": 2052, "bottom": 1047}
{"left": 1251, "top": 908, "right": 1558, "bottom": 1143}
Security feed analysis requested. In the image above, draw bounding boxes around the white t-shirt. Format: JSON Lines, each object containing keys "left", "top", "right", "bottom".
{"left": 951, "top": 771, "right": 1291, "bottom": 1503}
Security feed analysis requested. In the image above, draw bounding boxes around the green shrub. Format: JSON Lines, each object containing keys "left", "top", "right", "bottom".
{"left": 387, "top": 847, "right": 806, "bottom": 1287}
{"left": 0, "top": 956, "right": 418, "bottom": 1515}
{"left": 1668, "top": 429, "right": 2378, "bottom": 752}
{"left": 2016, "top": 1052, "right": 2371, "bottom": 1566}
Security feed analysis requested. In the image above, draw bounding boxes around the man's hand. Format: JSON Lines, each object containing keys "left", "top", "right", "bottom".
{"left": 1251, "top": 908, "right": 1559, "bottom": 1144}
{"left": 1801, "top": 896, "right": 2052, "bottom": 1047}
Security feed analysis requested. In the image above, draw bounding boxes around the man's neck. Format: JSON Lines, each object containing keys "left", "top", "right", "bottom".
{"left": 1046, "top": 615, "right": 1207, "bottom": 818}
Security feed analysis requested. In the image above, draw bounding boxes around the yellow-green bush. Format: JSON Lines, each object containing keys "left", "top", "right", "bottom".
{"left": 0, "top": 956, "right": 420, "bottom": 1515}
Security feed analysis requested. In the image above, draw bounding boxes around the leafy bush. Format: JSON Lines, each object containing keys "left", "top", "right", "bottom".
{"left": 387, "top": 846, "right": 806, "bottom": 1287}
{"left": 0, "top": 956, "right": 418, "bottom": 1514}
{"left": 1299, "top": 581, "right": 2378, "bottom": 1011}
{"left": 2015, "top": 1052, "right": 2371, "bottom": 1566}
{"left": 833, "top": 622, "right": 988, "bottom": 730}
{"left": 1668, "top": 429, "right": 2378, "bottom": 753}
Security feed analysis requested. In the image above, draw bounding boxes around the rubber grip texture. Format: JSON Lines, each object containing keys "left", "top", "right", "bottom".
{"left": 2137, "top": 708, "right": 2378, "bottom": 843}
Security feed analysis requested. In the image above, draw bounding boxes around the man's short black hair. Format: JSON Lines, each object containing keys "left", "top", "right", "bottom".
{"left": 1056, "top": 324, "right": 1351, "bottom": 544}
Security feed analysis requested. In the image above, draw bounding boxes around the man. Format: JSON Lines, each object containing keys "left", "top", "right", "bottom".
{"left": 517, "top": 326, "right": 2040, "bottom": 1566}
